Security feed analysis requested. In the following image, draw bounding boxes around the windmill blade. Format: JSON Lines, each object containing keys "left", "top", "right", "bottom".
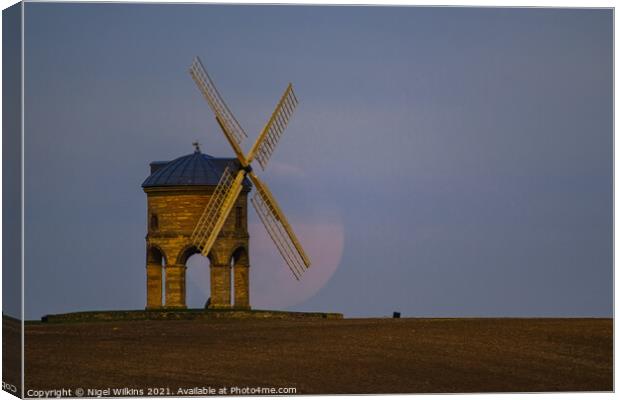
{"left": 189, "top": 57, "right": 248, "bottom": 163}
{"left": 191, "top": 167, "right": 246, "bottom": 257}
{"left": 247, "top": 83, "right": 298, "bottom": 170}
{"left": 248, "top": 172, "right": 310, "bottom": 280}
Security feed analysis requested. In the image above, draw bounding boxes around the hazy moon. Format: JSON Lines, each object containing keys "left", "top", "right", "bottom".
{"left": 249, "top": 217, "right": 345, "bottom": 309}
{"left": 184, "top": 216, "right": 345, "bottom": 310}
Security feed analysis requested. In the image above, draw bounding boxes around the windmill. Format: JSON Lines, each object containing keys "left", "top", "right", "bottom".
{"left": 188, "top": 56, "right": 310, "bottom": 280}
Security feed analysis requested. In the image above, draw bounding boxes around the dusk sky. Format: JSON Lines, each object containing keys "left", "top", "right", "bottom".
{"left": 20, "top": 4, "right": 612, "bottom": 319}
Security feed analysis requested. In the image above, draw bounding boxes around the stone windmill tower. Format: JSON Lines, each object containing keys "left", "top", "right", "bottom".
{"left": 142, "top": 143, "right": 251, "bottom": 310}
{"left": 142, "top": 56, "right": 310, "bottom": 311}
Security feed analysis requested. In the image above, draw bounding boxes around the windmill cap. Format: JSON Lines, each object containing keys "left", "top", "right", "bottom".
{"left": 142, "top": 151, "right": 251, "bottom": 188}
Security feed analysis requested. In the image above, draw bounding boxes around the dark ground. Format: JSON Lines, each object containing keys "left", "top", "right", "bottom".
{"left": 2, "top": 316, "right": 21, "bottom": 396}
{"left": 13, "top": 317, "right": 613, "bottom": 395}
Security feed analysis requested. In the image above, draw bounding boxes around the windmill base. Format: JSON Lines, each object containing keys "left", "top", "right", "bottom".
{"left": 39, "top": 309, "right": 343, "bottom": 324}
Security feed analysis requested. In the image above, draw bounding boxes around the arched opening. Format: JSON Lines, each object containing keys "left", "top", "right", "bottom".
{"left": 179, "top": 246, "right": 211, "bottom": 309}
{"left": 146, "top": 245, "right": 166, "bottom": 309}
{"left": 231, "top": 247, "right": 250, "bottom": 309}
{"left": 147, "top": 245, "right": 165, "bottom": 264}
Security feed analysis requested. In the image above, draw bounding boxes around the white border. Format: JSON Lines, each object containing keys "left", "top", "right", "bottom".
{"left": 20, "top": 0, "right": 24, "bottom": 397}
{"left": 0, "top": 2, "right": 615, "bottom": 400}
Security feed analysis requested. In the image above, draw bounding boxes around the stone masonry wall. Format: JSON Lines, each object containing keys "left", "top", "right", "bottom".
{"left": 144, "top": 186, "right": 250, "bottom": 310}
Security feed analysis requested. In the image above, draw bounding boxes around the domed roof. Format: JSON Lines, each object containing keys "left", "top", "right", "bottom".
{"left": 142, "top": 149, "right": 250, "bottom": 188}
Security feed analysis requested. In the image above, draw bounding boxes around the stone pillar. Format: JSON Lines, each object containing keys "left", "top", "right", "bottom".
{"left": 234, "top": 264, "right": 250, "bottom": 309}
{"left": 165, "top": 264, "right": 187, "bottom": 309}
{"left": 210, "top": 264, "right": 232, "bottom": 309}
{"left": 146, "top": 263, "right": 162, "bottom": 309}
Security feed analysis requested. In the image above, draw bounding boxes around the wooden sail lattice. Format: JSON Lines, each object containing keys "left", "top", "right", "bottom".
{"left": 190, "top": 57, "right": 248, "bottom": 145}
{"left": 250, "top": 84, "right": 298, "bottom": 170}
{"left": 250, "top": 173, "right": 310, "bottom": 280}
{"left": 191, "top": 167, "right": 244, "bottom": 257}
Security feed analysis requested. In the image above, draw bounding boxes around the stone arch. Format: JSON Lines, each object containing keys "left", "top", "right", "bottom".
{"left": 177, "top": 244, "right": 204, "bottom": 265}
{"left": 145, "top": 244, "right": 166, "bottom": 309}
{"left": 177, "top": 244, "right": 212, "bottom": 309}
{"left": 231, "top": 246, "right": 250, "bottom": 309}
{"left": 231, "top": 246, "right": 249, "bottom": 266}
{"left": 147, "top": 244, "right": 167, "bottom": 265}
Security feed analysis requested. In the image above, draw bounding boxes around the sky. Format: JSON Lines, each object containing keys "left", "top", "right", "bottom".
{"left": 17, "top": 4, "right": 612, "bottom": 319}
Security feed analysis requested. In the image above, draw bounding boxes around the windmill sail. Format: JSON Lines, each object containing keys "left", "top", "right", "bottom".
{"left": 189, "top": 56, "right": 248, "bottom": 148}
{"left": 190, "top": 55, "right": 310, "bottom": 281}
{"left": 249, "top": 172, "right": 310, "bottom": 280}
{"left": 191, "top": 167, "right": 245, "bottom": 257}
{"left": 248, "top": 83, "right": 298, "bottom": 170}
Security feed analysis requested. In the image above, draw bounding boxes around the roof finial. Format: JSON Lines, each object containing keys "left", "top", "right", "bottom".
{"left": 192, "top": 140, "right": 201, "bottom": 153}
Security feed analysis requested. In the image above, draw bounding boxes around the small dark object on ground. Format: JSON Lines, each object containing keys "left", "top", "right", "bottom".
{"left": 393, "top": 312, "right": 401, "bottom": 318}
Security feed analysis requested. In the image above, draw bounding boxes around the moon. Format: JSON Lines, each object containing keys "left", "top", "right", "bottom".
{"left": 249, "top": 217, "right": 345, "bottom": 309}
{"left": 184, "top": 216, "right": 345, "bottom": 310}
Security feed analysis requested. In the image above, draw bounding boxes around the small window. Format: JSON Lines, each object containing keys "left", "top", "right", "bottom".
{"left": 235, "top": 207, "right": 243, "bottom": 229}
{"left": 150, "top": 214, "right": 159, "bottom": 231}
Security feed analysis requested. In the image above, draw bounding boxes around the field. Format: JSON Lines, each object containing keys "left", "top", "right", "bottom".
{"left": 8, "top": 317, "right": 614, "bottom": 395}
